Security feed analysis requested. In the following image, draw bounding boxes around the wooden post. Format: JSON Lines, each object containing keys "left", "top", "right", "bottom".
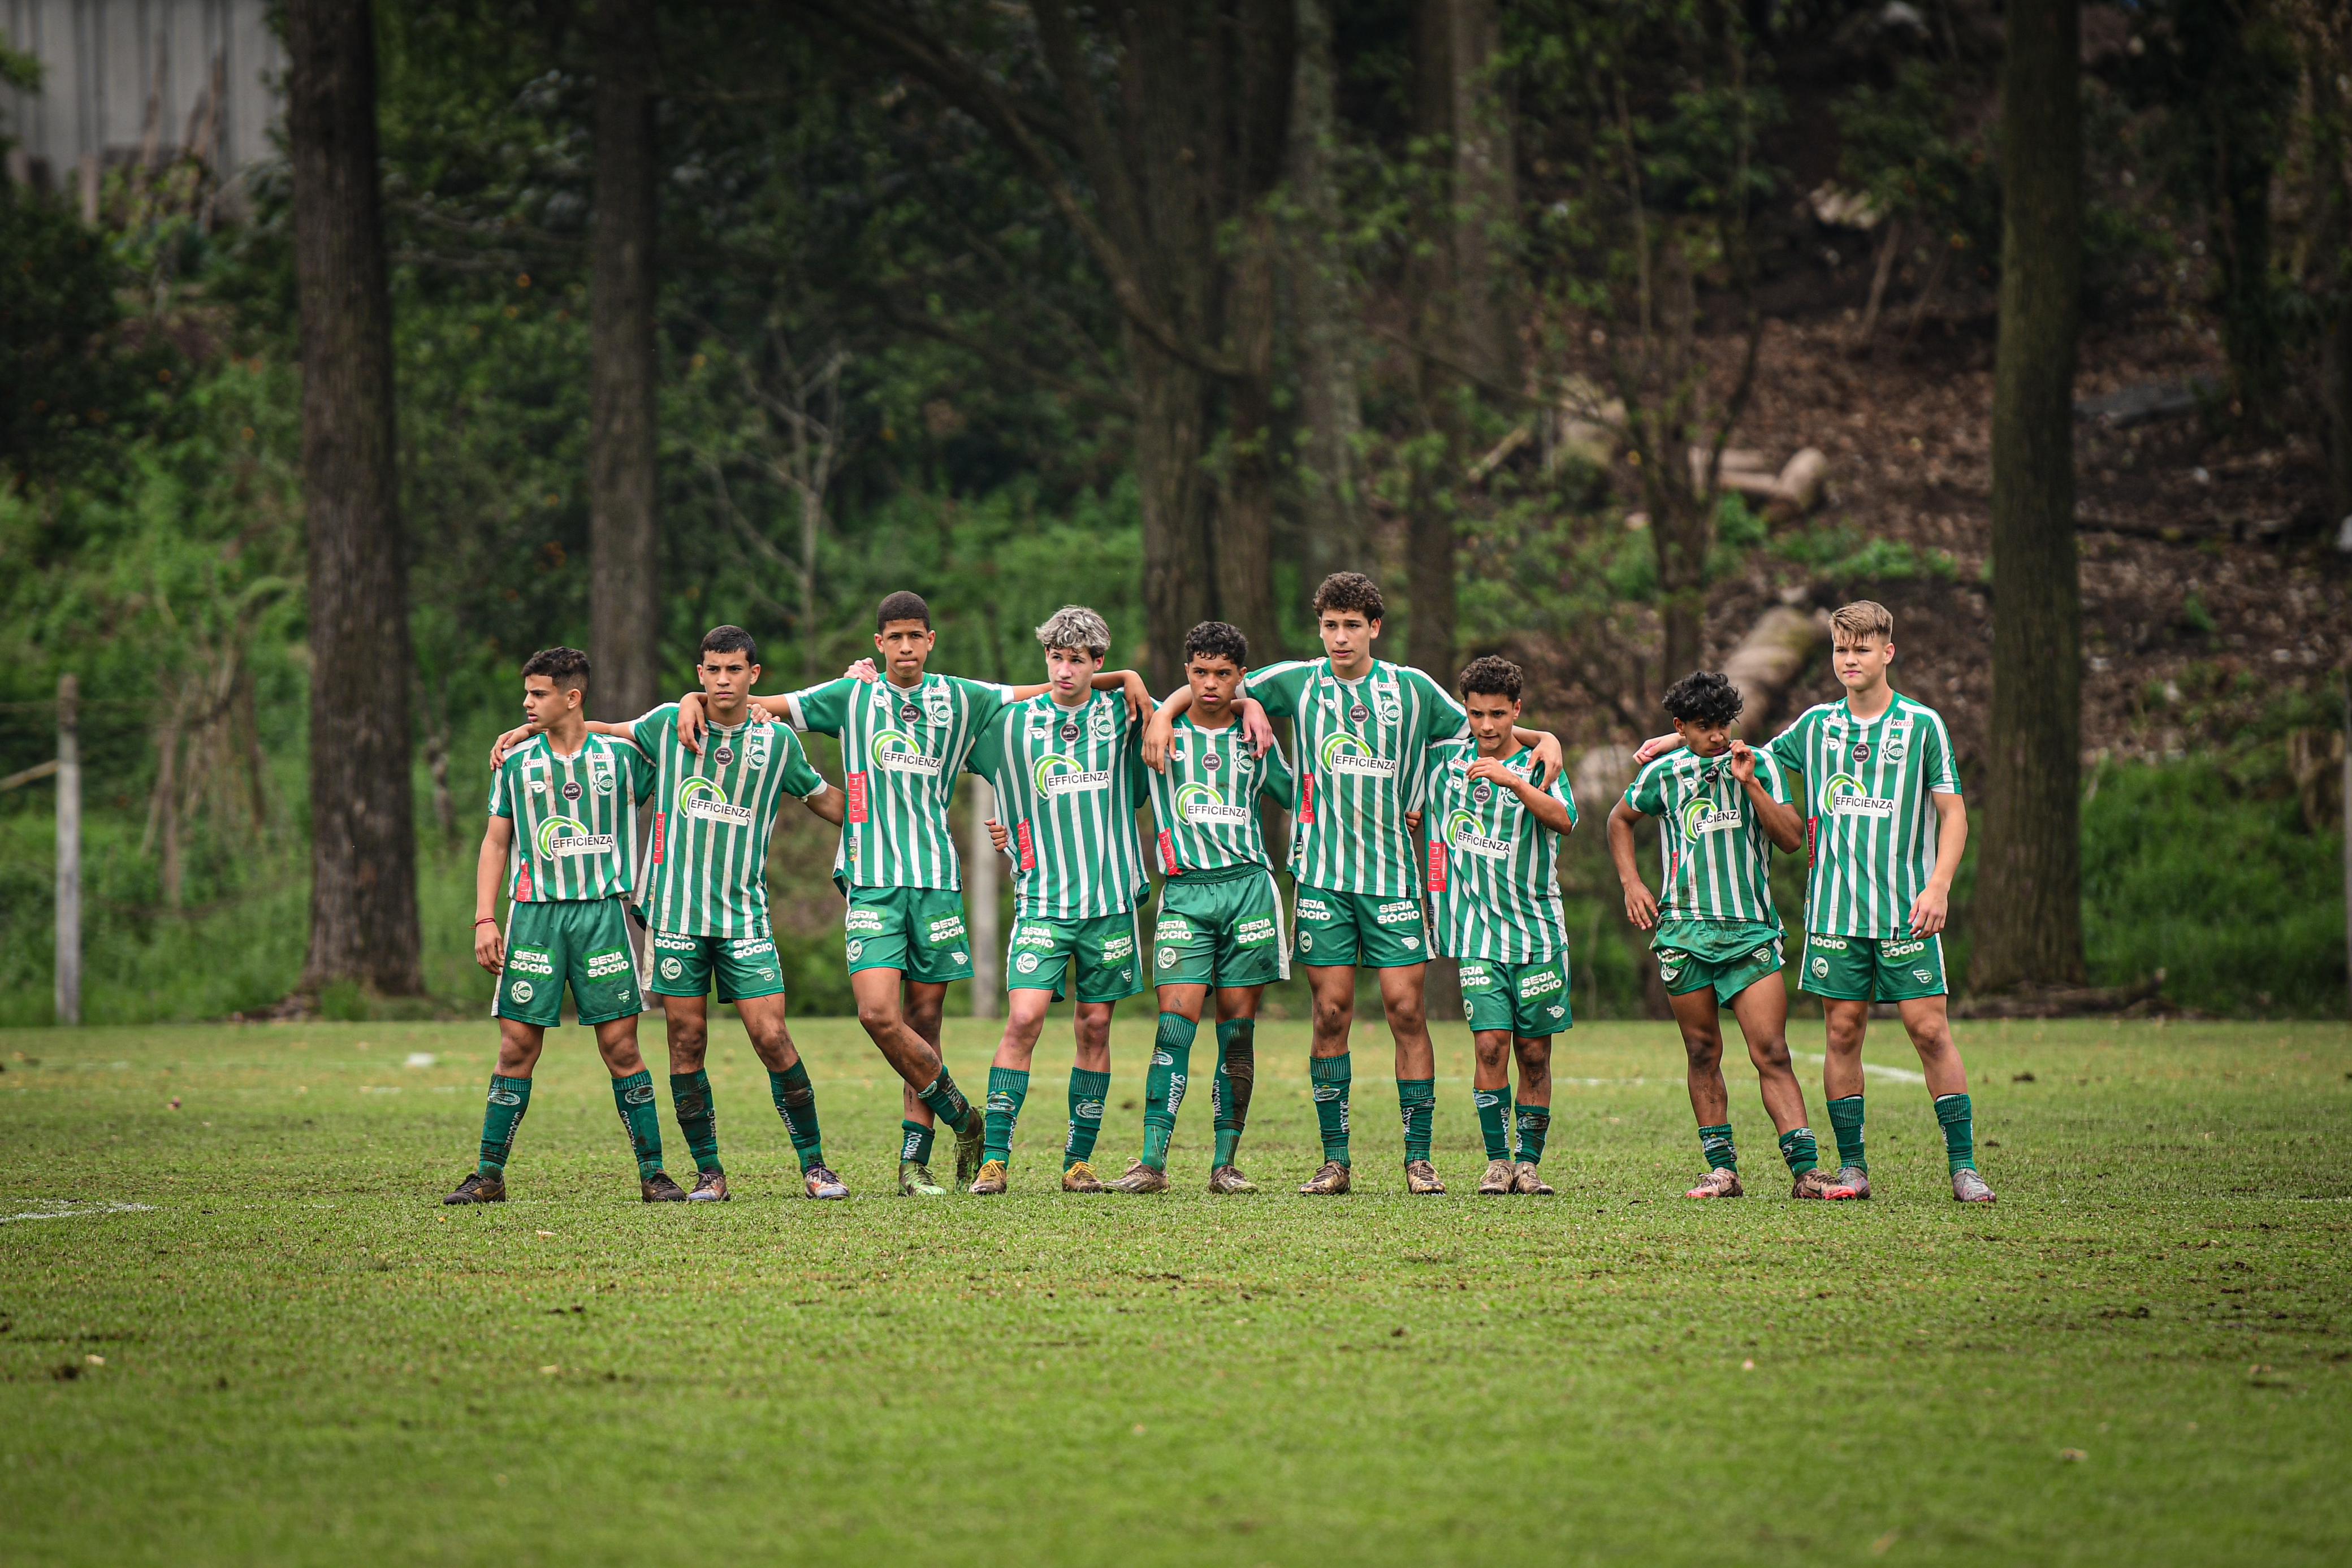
{"left": 965, "top": 777, "right": 1000, "bottom": 1018}
{"left": 55, "top": 674, "right": 81, "bottom": 1027}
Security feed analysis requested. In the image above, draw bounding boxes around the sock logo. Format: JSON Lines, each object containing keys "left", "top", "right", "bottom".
{"left": 1474, "top": 1090, "right": 1500, "bottom": 1109}
{"left": 985, "top": 1092, "right": 1018, "bottom": 1114}
{"left": 1312, "top": 1085, "right": 1342, "bottom": 1102}
{"left": 487, "top": 1086, "right": 524, "bottom": 1106}
{"left": 622, "top": 1082, "right": 656, "bottom": 1105}
{"left": 1073, "top": 1100, "right": 1104, "bottom": 1121}
{"left": 1152, "top": 1050, "right": 1174, "bottom": 1066}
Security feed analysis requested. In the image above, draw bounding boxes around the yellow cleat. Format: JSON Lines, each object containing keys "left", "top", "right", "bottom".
{"left": 969, "top": 1158, "right": 1009, "bottom": 1196}
{"left": 1061, "top": 1160, "right": 1105, "bottom": 1193}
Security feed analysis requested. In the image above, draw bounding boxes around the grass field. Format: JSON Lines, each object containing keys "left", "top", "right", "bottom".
{"left": 3, "top": 1014, "right": 2347, "bottom": 1566}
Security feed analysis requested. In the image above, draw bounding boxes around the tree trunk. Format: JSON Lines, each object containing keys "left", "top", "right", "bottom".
{"left": 1218, "top": 206, "right": 1283, "bottom": 673}
{"left": 1134, "top": 331, "right": 1216, "bottom": 691}
{"left": 288, "top": 0, "right": 423, "bottom": 998}
{"left": 1973, "top": 0, "right": 2086, "bottom": 993}
{"left": 589, "top": 0, "right": 661, "bottom": 722}
{"left": 1405, "top": 455, "right": 1458, "bottom": 679}
{"left": 1286, "top": 0, "right": 1364, "bottom": 584}
{"left": 1651, "top": 483, "right": 1708, "bottom": 685}
{"left": 1445, "top": 0, "right": 1518, "bottom": 392}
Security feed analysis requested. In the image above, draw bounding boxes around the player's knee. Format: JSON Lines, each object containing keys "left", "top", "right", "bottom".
{"left": 855, "top": 999, "right": 899, "bottom": 1037}
{"left": 906, "top": 1000, "right": 944, "bottom": 1036}
{"left": 1747, "top": 1033, "right": 1793, "bottom": 1071}
{"left": 1473, "top": 1034, "right": 1510, "bottom": 1071}
{"left": 1683, "top": 1031, "right": 1723, "bottom": 1070}
{"left": 1383, "top": 996, "right": 1426, "bottom": 1034}
{"left": 1512, "top": 1036, "right": 1552, "bottom": 1077}
{"left": 1312, "top": 997, "right": 1352, "bottom": 1035}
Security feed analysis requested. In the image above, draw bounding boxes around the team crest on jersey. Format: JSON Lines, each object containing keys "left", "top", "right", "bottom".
{"left": 591, "top": 762, "right": 615, "bottom": 794}
{"left": 923, "top": 685, "right": 953, "bottom": 727}
{"left": 678, "top": 777, "right": 754, "bottom": 826}
{"left": 1089, "top": 703, "right": 1116, "bottom": 739}
{"left": 1167, "top": 737, "right": 1186, "bottom": 761}
{"left": 1319, "top": 732, "right": 1397, "bottom": 779}
{"left": 746, "top": 732, "right": 771, "bottom": 770}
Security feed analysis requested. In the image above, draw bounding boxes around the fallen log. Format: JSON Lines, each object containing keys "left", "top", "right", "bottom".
{"left": 1721, "top": 604, "right": 1828, "bottom": 734}
{"left": 1951, "top": 973, "right": 2167, "bottom": 1019}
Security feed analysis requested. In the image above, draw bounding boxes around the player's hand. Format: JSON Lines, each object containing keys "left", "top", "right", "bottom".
{"left": 746, "top": 703, "right": 772, "bottom": 727}
{"left": 474, "top": 920, "right": 504, "bottom": 973}
{"left": 1530, "top": 731, "right": 1564, "bottom": 781}
{"left": 986, "top": 817, "right": 1010, "bottom": 855}
{"left": 1142, "top": 709, "right": 1174, "bottom": 772}
{"left": 1404, "top": 809, "right": 1424, "bottom": 835}
{"left": 1632, "top": 731, "right": 1682, "bottom": 765}
{"left": 845, "top": 658, "right": 879, "bottom": 683}
{"left": 487, "top": 722, "right": 536, "bottom": 768}
{"left": 1465, "top": 756, "right": 1515, "bottom": 788}
{"left": 1727, "top": 739, "right": 1757, "bottom": 783}
{"left": 1120, "top": 670, "right": 1152, "bottom": 725}
{"left": 1622, "top": 881, "right": 1659, "bottom": 930}
{"left": 1238, "top": 698, "right": 1274, "bottom": 758}
{"left": 677, "top": 692, "right": 707, "bottom": 754}
{"left": 1908, "top": 886, "right": 1950, "bottom": 938}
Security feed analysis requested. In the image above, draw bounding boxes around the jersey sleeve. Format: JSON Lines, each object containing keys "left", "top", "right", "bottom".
{"left": 1919, "top": 711, "right": 1961, "bottom": 794}
{"left": 486, "top": 757, "right": 514, "bottom": 818}
{"left": 777, "top": 728, "right": 828, "bottom": 798}
{"left": 1256, "top": 739, "right": 1298, "bottom": 810}
{"left": 622, "top": 740, "right": 656, "bottom": 805}
{"left": 784, "top": 678, "right": 853, "bottom": 736}
{"left": 1242, "top": 661, "right": 1312, "bottom": 718}
{"left": 1415, "top": 672, "right": 1470, "bottom": 744}
{"left": 949, "top": 677, "right": 1014, "bottom": 730}
{"left": 1763, "top": 711, "right": 1813, "bottom": 778}
{"left": 1754, "top": 750, "right": 1792, "bottom": 805}
{"left": 1550, "top": 768, "right": 1579, "bottom": 829}
{"left": 964, "top": 709, "right": 1008, "bottom": 785}
{"left": 629, "top": 703, "right": 677, "bottom": 756}
{"left": 1623, "top": 757, "right": 1668, "bottom": 817}
{"left": 1123, "top": 720, "right": 1150, "bottom": 809}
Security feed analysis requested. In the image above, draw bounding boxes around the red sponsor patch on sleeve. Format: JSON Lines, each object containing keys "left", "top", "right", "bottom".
{"left": 1157, "top": 829, "right": 1181, "bottom": 877}
{"left": 1297, "top": 774, "right": 1315, "bottom": 824}
{"left": 514, "top": 860, "right": 534, "bottom": 902}
{"left": 1426, "top": 839, "right": 1448, "bottom": 894}
{"left": 846, "top": 772, "right": 870, "bottom": 824}
{"left": 650, "top": 812, "right": 666, "bottom": 867}
{"left": 1016, "top": 820, "right": 1036, "bottom": 873}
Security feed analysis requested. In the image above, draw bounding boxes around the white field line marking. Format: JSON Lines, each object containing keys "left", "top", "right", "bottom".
{"left": 1797, "top": 1051, "right": 1927, "bottom": 1085}
{"left": 2, "top": 1202, "right": 156, "bottom": 1225}
{"left": 404, "top": 1052, "right": 437, "bottom": 1068}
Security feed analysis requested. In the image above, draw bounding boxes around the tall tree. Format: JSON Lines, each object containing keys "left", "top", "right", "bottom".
{"left": 589, "top": 0, "right": 662, "bottom": 721}
{"left": 287, "top": 0, "right": 424, "bottom": 999}
{"left": 1285, "top": 0, "right": 1365, "bottom": 587}
{"left": 1973, "top": 0, "right": 2086, "bottom": 992}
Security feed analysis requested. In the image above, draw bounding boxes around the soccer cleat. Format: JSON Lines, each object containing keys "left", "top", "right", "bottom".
{"left": 686, "top": 1170, "right": 730, "bottom": 1202}
{"left": 952, "top": 1112, "right": 988, "bottom": 1188}
{"left": 1477, "top": 1158, "right": 1516, "bottom": 1196}
{"left": 641, "top": 1172, "right": 689, "bottom": 1203}
{"left": 1512, "top": 1162, "right": 1555, "bottom": 1196}
{"left": 443, "top": 1171, "right": 506, "bottom": 1205}
{"left": 1824, "top": 1165, "right": 1872, "bottom": 1201}
{"left": 1107, "top": 1161, "right": 1171, "bottom": 1194}
{"left": 1951, "top": 1168, "right": 1997, "bottom": 1204}
{"left": 1298, "top": 1160, "right": 1352, "bottom": 1196}
{"left": 803, "top": 1164, "right": 849, "bottom": 1201}
{"left": 1684, "top": 1168, "right": 1744, "bottom": 1199}
{"left": 898, "top": 1160, "right": 948, "bottom": 1197}
{"left": 1404, "top": 1159, "right": 1447, "bottom": 1196}
{"left": 969, "top": 1158, "right": 1010, "bottom": 1196}
{"left": 1061, "top": 1161, "right": 1106, "bottom": 1194}
{"left": 1206, "top": 1165, "right": 1259, "bottom": 1194}
{"left": 1791, "top": 1167, "right": 1838, "bottom": 1200}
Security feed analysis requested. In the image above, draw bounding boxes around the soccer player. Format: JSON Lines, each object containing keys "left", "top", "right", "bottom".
{"left": 962, "top": 606, "right": 1158, "bottom": 1195}
{"left": 1102, "top": 620, "right": 1295, "bottom": 1194}
{"left": 1609, "top": 670, "right": 1834, "bottom": 1200}
{"left": 1633, "top": 601, "right": 1992, "bottom": 1203}
{"left": 1146, "top": 572, "right": 1561, "bottom": 1195}
{"left": 1426, "top": 656, "right": 1577, "bottom": 1197}
{"left": 446, "top": 647, "right": 680, "bottom": 1204}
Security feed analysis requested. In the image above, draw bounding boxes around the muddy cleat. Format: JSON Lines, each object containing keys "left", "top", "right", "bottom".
{"left": 1512, "top": 1162, "right": 1555, "bottom": 1196}
{"left": 969, "top": 1158, "right": 1009, "bottom": 1196}
{"left": 1477, "top": 1158, "right": 1516, "bottom": 1196}
{"left": 1791, "top": 1167, "right": 1839, "bottom": 1200}
{"left": 1404, "top": 1159, "right": 1447, "bottom": 1195}
{"left": 1824, "top": 1165, "right": 1872, "bottom": 1201}
{"left": 641, "top": 1171, "right": 689, "bottom": 1203}
{"left": 1061, "top": 1160, "right": 1106, "bottom": 1194}
{"left": 1107, "top": 1160, "right": 1172, "bottom": 1194}
{"left": 1951, "top": 1168, "right": 1997, "bottom": 1204}
{"left": 443, "top": 1171, "right": 506, "bottom": 1205}
{"left": 1685, "top": 1168, "right": 1744, "bottom": 1199}
{"left": 803, "top": 1164, "right": 849, "bottom": 1201}
{"left": 952, "top": 1114, "right": 988, "bottom": 1188}
{"left": 686, "top": 1170, "right": 730, "bottom": 1202}
{"left": 1298, "top": 1160, "right": 1352, "bottom": 1196}
{"left": 1206, "top": 1164, "right": 1259, "bottom": 1194}
{"left": 898, "top": 1160, "right": 948, "bottom": 1197}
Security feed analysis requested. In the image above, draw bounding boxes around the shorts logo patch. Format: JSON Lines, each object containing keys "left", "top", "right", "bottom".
{"left": 1400, "top": 934, "right": 1420, "bottom": 950}
{"left": 1459, "top": 963, "right": 1491, "bottom": 987}
{"left": 1373, "top": 900, "right": 1422, "bottom": 927}
{"left": 926, "top": 915, "right": 968, "bottom": 945}
{"left": 1157, "top": 947, "right": 1179, "bottom": 969}
{"left": 1546, "top": 1004, "right": 1565, "bottom": 1019}
{"left": 1659, "top": 964, "right": 1683, "bottom": 982}
{"left": 660, "top": 958, "right": 684, "bottom": 980}
{"left": 1295, "top": 897, "right": 1334, "bottom": 922}
{"left": 728, "top": 938, "right": 775, "bottom": 958}
{"left": 1014, "top": 952, "right": 1041, "bottom": 974}
{"left": 845, "top": 939, "right": 864, "bottom": 964}
{"left": 1519, "top": 968, "right": 1563, "bottom": 999}
{"left": 1013, "top": 926, "right": 1058, "bottom": 950}
{"left": 508, "top": 980, "right": 535, "bottom": 1004}
{"left": 1298, "top": 932, "right": 1315, "bottom": 954}
{"left": 585, "top": 949, "right": 633, "bottom": 981}
{"left": 845, "top": 908, "right": 884, "bottom": 935}
{"left": 655, "top": 932, "right": 698, "bottom": 952}
{"left": 1811, "top": 935, "right": 1848, "bottom": 951}
{"left": 1099, "top": 933, "right": 1135, "bottom": 963}
{"left": 1811, "top": 956, "right": 1830, "bottom": 978}
{"left": 1154, "top": 917, "right": 1194, "bottom": 942}
{"left": 951, "top": 951, "right": 969, "bottom": 964}
{"left": 1913, "top": 968, "right": 1935, "bottom": 984}
{"left": 507, "top": 948, "right": 555, "bottom": 976}
{"left": 1883, "top": 938, "right": 1926, "bottom": 959}
{"left": 1235, "top": 917, "right": 1275, "bottom": 947}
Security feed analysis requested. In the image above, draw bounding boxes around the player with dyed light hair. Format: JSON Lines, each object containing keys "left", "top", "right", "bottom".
{"left": 1611, "top": 669, "right": 1833, "bottom": 1200}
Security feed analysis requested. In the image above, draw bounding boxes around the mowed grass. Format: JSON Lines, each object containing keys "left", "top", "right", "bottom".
{"left": 2, "top": 1015, "right": 2348, "bottom": 1567}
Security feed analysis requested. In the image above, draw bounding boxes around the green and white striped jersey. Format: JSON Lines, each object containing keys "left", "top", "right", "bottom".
{"left": 487, "top": 732, "right": 654, "bottom": 904}
{"left": 1764, "top": 692, "right": 1961, "bottom": 938}
{"left": 965, "top": 689, "right": 1151, "bottom": 920}
{"left": 1148, "top": 712, "right": 1298, "bottom": 878}
{"left": 1425, "top": 740, "right": 1574, "bottom": 963}
{"left": 1622, "top": 747, "right": 1790, "bottom": 929}
{"left": 1246, "top": 657, "right": 1467, "bottom": 897}
{"left": 786, "top": 673, "right": 1010, "bottom": 891}
{"left": 631, "top": 705, "right": 829, "bottom": 937}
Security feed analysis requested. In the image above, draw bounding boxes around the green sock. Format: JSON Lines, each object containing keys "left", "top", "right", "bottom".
{"left": 1934, "top": 1093, "right": 1977, "bottom": 1173}
{"left": 900, "top": 1117, "right": 935, "bottom": 1168}
{"left": 477, "top": 1074, "right": 531, "bottom": 1175}
{"left": 1778, "top": 1125, "right": 1820, "bottom": 1175}
{"left": 1065, "top": 1068, "right": 1110, "bottom": 1168}
{"left": 1142, "top": 1013, "right": 1197, "bottom": 1170}
{"left": 983, "top": 1066, "right": 1030, "bottom": 1167}
{"left": 1210, "top": 1019, "right": 1254, "bottom": 1168}
{"left": 1475, "top": 1085, "right": 1513, "bottom": 1161}
{"left": 916, "top": 1068, "right": 976, "bottom": 1135}
{"left": 1515, "top": 1102, "right": 1551, "bottom": 1164}
{"left": 1698, "top": 1123, "right": 1737, "bottom": 1172}
{"left": 1399, "top": 1078, "right": 1436, "bottom": 1163}
{"left": 768, "top": 1062, "right": 824, "bottom": 1172}
{"left": 1828, "top": 1095, "right": 1867, "bottom": 1172}
{"left": 611, "top": 1069, "right": 664, "bottom": 1179}
{"left": 1309, "top": 1052, "right": 1352, "bottom": 1164}
{"left": 669, "top": 1069, "right": 721, "bottom": 1174}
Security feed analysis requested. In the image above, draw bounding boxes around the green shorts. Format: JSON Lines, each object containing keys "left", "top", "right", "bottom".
{"left": 1654, "top": 919, "right": 1785, "bottom": 1004}
{"left": 1006, "top": 909, "right": 1145, "bottom": 1003}
{"left": 1292, "top": 886, "right": 1429, "bottom": 969}
{"left": 842, "top": 885, "right": 975, "bottom": 985}
{"left": 1458, "top": 954, "right": 1573, "bottom": 1037}
{"left": 1152, "top": 865, "right": 1289, "bottom": 989}
{"left": 1800, "top": 930, "right": 1947, "bottom": 1002}
{"left": 494, "top": 898, "right": 642, "bottom": 1027}
{"left": 648, "top": 927, "right": 785, "bottom": 1003}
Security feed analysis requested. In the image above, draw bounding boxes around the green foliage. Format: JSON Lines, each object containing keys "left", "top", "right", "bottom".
{"left": 1770, "top": 520, "right": 1956, "bottom": 583}
{"left": 1833, "top": 59, "right": 2000, "bottom": 260}
{"left": 0, "top": 194, "right": 172, "bottom": 482}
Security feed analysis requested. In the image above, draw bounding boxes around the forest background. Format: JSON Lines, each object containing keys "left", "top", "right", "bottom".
{"left": 2, "top": 0, "right": 2348, "bottom": 1027}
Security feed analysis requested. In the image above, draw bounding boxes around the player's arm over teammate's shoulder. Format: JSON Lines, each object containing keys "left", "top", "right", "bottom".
{"left": 487, "top": 713, "right": 651, "bottom": 768}
{"left": 1728, "top": 740, "right": 1804, "bottom": 852}
{"left": 1255, "top": 736, "right": 1299, "bottom": 809}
